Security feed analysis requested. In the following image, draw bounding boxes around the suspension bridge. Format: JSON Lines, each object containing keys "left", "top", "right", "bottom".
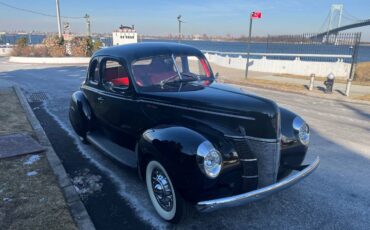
{"left": 314, "top": 4, "right": 370, "bottom": 39}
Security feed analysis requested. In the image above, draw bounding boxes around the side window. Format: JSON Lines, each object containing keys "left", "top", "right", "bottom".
{"left": 102, "top": 60, "right": 130, "bottom": 90}
{"left": 89, "top": 59, "right": 99, "bottom": 83}
{"left": 176, "top": 55, "right": 211, "bottom": 77}
{"left": 187, "top": 56, "right": 208, "bottom": 76}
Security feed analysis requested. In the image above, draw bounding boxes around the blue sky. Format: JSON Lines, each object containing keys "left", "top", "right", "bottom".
{"left": 0, "top": 0, "right": 369, "bottom": 40}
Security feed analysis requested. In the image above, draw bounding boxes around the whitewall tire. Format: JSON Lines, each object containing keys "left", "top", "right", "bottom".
{"left": 146, "top": 160, "right": 185, "bottom": 223}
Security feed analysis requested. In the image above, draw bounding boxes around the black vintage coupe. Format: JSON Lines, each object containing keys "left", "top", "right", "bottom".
{"left": 69, "top": 42, "right": 319, "bottom": 223}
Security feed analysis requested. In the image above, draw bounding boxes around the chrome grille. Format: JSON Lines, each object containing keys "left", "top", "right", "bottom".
{"left": 228, "top": 137, "right": 280, "bottom": 189}
{"left": 230, "top": 138, "right": 258, "bottom": 191}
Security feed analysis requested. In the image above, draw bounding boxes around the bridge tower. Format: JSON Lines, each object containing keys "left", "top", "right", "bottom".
{"left": 326, "top": 4, "right": 343, "bottom": 39}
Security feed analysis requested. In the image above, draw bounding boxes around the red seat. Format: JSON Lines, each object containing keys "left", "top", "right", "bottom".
{"left": 111, "top": 77, "right": 129, "bottom": 86}
{"left": 105, "top": 66, "right": 130, "bottom": 87}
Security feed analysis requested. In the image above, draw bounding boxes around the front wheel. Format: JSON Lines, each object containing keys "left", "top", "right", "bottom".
{"left": 145, "top": 160, "right": 187, "bottom": 223}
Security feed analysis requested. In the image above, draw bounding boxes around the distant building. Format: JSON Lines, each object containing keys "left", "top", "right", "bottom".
{"left": 112, "top": 25, "right": 137, "bottom": 46}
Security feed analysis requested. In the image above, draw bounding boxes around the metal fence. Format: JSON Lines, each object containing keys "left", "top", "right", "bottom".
{"left": 265, "top": 33, "right": 361, "bottom": 63}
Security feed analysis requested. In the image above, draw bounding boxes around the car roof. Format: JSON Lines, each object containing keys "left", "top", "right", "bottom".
{"left": 93, "top": 42, "right": 205, "bottom": 63}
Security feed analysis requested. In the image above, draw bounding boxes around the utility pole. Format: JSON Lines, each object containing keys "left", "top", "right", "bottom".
{"left": 55, "top": 0, "right": 62, "bottom": 38}
{"left": 84, "top": 14, "right": 91, "bottom": 37}
{"left": 245, "top": 11, "right": 262, "bottom": 79}
{"left": 177, "top": 15, "right": 183, "bottom": 43}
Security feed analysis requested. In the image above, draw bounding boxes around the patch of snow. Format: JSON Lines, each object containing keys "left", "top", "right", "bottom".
{"left": 24, "top": 154, "right": 41, "bottom": 165}
{"left": 71, "top": 169, "right": 103, "bottom": 200}
{"left": 27, "top": 171, "right": 38, "bottom": 176}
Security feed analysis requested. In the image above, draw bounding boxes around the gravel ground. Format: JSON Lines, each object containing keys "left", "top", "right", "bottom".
{"left": 0, "top": 57, "right": 369, "bottom": 229}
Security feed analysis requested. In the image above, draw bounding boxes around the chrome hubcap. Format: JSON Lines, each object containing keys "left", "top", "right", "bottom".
{"left": 151, "top": 167, "right": 174, "bottom": 211}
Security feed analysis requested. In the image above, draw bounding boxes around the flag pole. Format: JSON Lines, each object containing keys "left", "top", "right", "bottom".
{"left": 245, "top": 13, "right": 253, "bottom": 79}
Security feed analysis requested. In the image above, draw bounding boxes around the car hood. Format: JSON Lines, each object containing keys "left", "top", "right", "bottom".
{"left": 138, "top": 81, "right": 280, "bottom": 139}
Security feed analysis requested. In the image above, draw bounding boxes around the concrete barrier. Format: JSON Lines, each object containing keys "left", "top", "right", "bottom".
{"left": 0, "top": 47, "right": 13, "bottom": 56}
{"left": 204, "top": 53, "right": 351, "bottom": 79}
{"left": 9, "top": 56, "right": 90, "bottom": 64}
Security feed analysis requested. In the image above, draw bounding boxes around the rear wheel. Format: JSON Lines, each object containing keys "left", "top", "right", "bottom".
{"left": 145, "top": 160, "right": 187, "bottom": 223}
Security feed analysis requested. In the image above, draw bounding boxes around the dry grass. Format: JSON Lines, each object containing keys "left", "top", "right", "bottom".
{"left": 0, "top": 154, "right": 77, "bottom": 230}
{"left": 274, "top": 68, "right": 370, "bottom": 86}
{"left": 221, "top": 77, "right": 370, "bottom": 102}
{"left": 0, "top": 88, "right": 33, "bottom": 136}
{"left": 355, "top": 62, "right": 370, "bottom": 82}
{"left": 353, "top": 94, "right": 370, "bottom": 102}
{"left": 221, "top": 77, "right": 306, "bottom": 93}
{"left": 0, "top": 88, "right": 77, "bottom": 230}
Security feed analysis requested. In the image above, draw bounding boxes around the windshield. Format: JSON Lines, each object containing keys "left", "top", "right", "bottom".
{"left": 131, "top": 54, "right": 212, "bottom": 91}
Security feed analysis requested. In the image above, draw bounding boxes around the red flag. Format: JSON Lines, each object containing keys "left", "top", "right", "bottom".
{"left": 251, "top": 11, "right": 262, "bottom": 19}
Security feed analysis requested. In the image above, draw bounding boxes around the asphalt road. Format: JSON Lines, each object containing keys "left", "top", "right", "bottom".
{"left": 1, "top": 58, "right": 370, "bottom": 230}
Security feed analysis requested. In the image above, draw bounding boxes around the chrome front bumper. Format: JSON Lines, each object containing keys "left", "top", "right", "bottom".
{"left": 196, "top": 156, "right": 320, "bottom": 212}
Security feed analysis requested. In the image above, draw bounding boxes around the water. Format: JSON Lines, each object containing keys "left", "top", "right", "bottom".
{"left": 0, "top": 34, "right": 46, "bottom": 45}
{"left": 1, "top": 34, "right": 369, "bottom": 62}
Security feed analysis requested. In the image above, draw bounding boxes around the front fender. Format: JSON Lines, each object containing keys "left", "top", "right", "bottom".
{"left": 279, "top": 107, "right": 308, "bottom": 177}
{"left": 138, "top": 125, "right": 210, "bottom": 201}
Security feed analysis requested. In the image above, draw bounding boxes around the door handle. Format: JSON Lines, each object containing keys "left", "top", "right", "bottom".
{"left": 97, "top": 97, "right": 104, "bottom": 103}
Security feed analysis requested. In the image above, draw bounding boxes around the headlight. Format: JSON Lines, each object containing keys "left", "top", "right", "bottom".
{"left": 293, "top": 117, "right": 310, "bottom": 146}
{"left": 196, "top": 141, "right": 222, "bottom": 178}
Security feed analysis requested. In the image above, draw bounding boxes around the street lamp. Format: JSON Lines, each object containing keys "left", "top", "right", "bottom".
{"left": 84, "top": 14, "right": 91, "bottom": 37}
{"left": 245, "top": 11, "right": 262, "bottom": 79}
{"left": 177, "top": 15, "right": 183, "bottom": 42}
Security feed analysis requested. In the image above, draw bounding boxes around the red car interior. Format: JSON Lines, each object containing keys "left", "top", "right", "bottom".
{"left": 104, "top": 66, "right": 130, "bottom": 87}
{"left": 105, "top": 57, "right": 212, "bottom": 88}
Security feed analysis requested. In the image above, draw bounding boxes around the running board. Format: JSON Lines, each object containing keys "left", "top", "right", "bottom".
{"left": 86, "top": 132, "right": 137, "bottom": 168}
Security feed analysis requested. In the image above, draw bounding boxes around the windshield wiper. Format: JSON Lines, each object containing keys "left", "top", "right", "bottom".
{"left": 160, "top": 74, "right": 181, "bottom": 87}
{"left": 181, "top": 72, "right": 200, "bottom": 81}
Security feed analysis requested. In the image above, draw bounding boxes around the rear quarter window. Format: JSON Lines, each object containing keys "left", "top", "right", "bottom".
{"left": 89, "top": 59, "right": 100, "bottom": 83}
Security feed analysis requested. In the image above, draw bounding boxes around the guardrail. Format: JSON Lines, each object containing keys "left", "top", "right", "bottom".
{"left": 201, "top": 50, "right": 352, "bottom": 59}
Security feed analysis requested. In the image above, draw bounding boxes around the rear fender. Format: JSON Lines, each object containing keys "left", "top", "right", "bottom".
{"left": 69, "top": 91, "right": 92, "bottom": 137}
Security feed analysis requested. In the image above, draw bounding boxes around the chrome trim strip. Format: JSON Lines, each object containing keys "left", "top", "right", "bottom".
{"left": 139, "top": 99, "right": 256, "bottom": 121}
{"left": 242, "top": 175, "right": 258, "bottom": 179}
{"left": 196, "top": 156, "right": 320, "bottom": 213}
{"left": 240, "top": 158, "right": 257, "bottom": 162}
{"left": 224, "top": 134, "right": 278, "bottom": 143}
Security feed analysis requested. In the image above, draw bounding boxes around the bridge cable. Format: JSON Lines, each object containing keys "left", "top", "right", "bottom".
{"left": 318, "top": 11, "right": 330, "bottom": 33}
{"left": 343, "top": 9, "right": 362, "bottom": 21}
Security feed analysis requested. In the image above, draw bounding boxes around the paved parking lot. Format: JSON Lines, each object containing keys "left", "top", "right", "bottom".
{"left": 1, "top": 58, "right": 369, "bottom": 229}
